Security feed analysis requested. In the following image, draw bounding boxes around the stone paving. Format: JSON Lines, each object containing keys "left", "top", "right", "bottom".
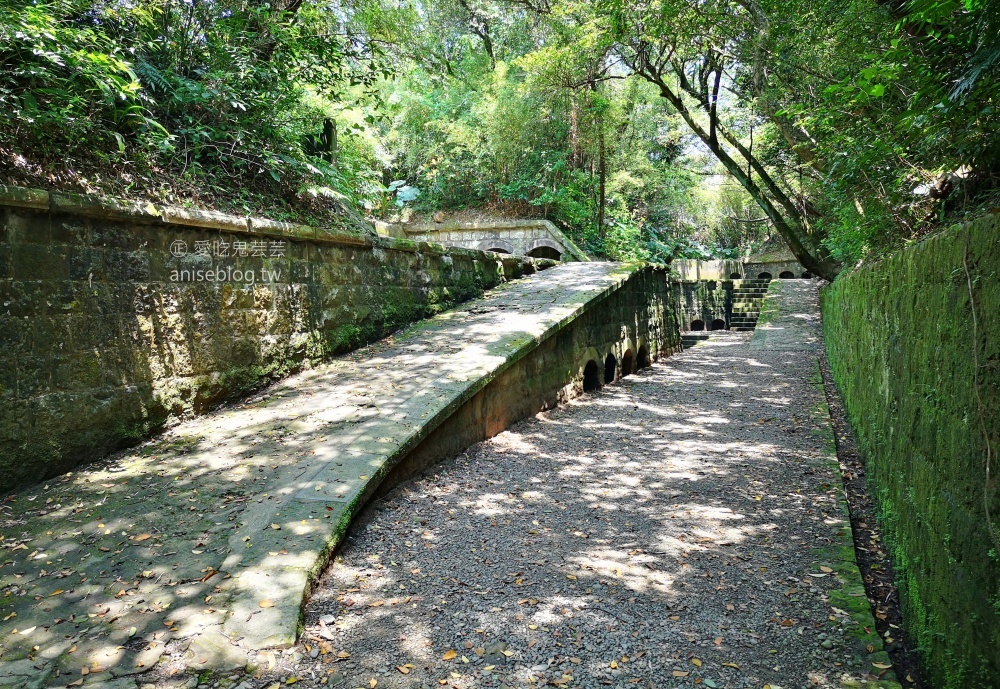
{"left": 260, "top": 280, "right": 901, "bottom": 689}
{"left": 0, "top": 263, "right": 636, "bottom": 688}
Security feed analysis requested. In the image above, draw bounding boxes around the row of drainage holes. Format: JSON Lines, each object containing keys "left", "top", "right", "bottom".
{"left": 582, "top": 347, "right": 651, "bottom": 393}
{"left": 728, "top": 271, "right": 812, "bottom": 280}
{"left": 690, "top": 319, "right": 727, "bottom": 332}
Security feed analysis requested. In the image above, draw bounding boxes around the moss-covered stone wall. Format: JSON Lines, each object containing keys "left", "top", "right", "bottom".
{"left": 0, "top": 186, "right": 545, "bottom": 493}
{"left": 673, "top": 279, "right": 732, "bottom": 330}
{"left": 821, "top": 214, "right": 1000, "bottom": 687}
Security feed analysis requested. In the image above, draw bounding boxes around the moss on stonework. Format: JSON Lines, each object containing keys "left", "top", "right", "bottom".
{"left": 821, "top": 213, "right": 1000, "bottom": 686}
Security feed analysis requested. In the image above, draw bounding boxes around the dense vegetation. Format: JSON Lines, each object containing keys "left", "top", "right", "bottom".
{"left": 1, "top": 0, "right": 997, "bottom": 271}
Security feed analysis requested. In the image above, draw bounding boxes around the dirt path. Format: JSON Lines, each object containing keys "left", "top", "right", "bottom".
{"left": 253, "top": 281, "right": 899, "bottom": 689}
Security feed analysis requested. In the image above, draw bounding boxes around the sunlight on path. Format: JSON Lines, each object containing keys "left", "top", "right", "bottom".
{"left": 284, "top": 281, "right": 898, "bottom": 689}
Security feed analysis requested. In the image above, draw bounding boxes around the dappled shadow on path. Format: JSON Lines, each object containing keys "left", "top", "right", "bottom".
{"left": 295, "top": 331, "right": 885, "bottom": 689}
{"left": 0, "top": 263, "right": 632, "bottom": 682}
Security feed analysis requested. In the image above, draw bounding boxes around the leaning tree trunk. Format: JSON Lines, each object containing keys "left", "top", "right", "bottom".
{"left": 630, "top": 57, "right": 841, "bottom": 280}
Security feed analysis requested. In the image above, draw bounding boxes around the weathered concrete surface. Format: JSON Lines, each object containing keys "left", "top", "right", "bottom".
{"left": 0, "top": 185, "right": 548, "bottom": 494}
{"left": 0, "top": 262, "right": 676, "bottom": 686}
{"left": 248, "top": 281, "right": 900, "bottom": 689}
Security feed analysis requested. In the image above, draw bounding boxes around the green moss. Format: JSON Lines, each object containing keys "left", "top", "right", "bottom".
{"left": 821, "top": 213, "right": 1000, "bottom": 686}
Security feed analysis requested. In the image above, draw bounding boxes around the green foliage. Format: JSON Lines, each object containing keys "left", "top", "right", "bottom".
{"left": 0, "top": 0, "right": 379, "bottom": 228}
{"left": 2, "top": 0, "right": 996, "bottom": 264}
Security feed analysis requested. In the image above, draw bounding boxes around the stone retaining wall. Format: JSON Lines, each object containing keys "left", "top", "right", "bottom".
{"left": 674, "top": 280, "right": 732, "bottom": 331}
{"left": 0, "top": 186, "right": 546, "bottom": 493}
{"left": 821, "top": 214, "right": 999, "bottom": 687}
{"left": 674, "top": 258, "right": 809, "bottom": 280}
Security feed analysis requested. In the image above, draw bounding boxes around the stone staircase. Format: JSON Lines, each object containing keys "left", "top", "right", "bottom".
{"left": 729, "top": 278, "right": 770, "bottom": 331}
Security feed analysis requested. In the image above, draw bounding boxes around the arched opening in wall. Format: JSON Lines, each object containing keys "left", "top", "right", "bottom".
{"left": 779, "top": 270, "right": 795, "bottom": 279}
{"left": 691, "top": 319, "right": 706, "bottom": 331}
{"left": 604, "top": 353, "right": 617, "bottom": 384}
{"left": 486, "top": 248, "right": 511, "bottom": 254}
{"left": 802, "top": 272, "right": 813, "bottom": 279}
{"left": 710, "top": 319, "right": 727, "bottom": 331}
{"left": 729, "top": 272, "right": 743, "bottom": 279}
{"left": 636, "top": 345, "right": 650, "bottom": 370}
{"left": 621, "top": 349, "right": 635, "bottom": 376}
{"left": 757, "top": 272, "right": 772, "bottom": 280}
{"left": 527, "top": 246, "right": 562, "bottom": 260}
{"left": 583, "top": 360, "right": 601, "bottom": 392}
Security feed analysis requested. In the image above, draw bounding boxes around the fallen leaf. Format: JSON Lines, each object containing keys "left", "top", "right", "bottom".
{"left": 442, "top": 650, "right": 458, "bottom": 661}
{"left": 713, "top": 637, "right": 722, "bottom": 645}
{"left": 483, "top": 665, "right": 495, "bottom": 672}
{"left": 672, "top": 671, "right": 688, "bottom": 677}
{"left": 369, "top": 679, "right": 377, "bottom": 688}
{"left": 722, "top": 662, "right": 740, "bottom": 669}
{"left": 135, "top": 534, "right": 152, "bottom": 542}
{"left": 259, "top": 599, "right": 276, "bottom": 608}
{"left": 819, "top": 566, "right": 833, "bottom": 573}
{"left": 691, "top": 658, "right": 702, "bottom": 667}
{"left": 872, "top": 662, "right": 892, "bottom": 669}
{"left": 337, "top": 651, "right": 350, "bottom": 659}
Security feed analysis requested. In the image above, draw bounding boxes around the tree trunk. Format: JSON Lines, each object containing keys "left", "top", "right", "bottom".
{"left": 635, "top": 64, "right": 840, "bottom": 280}
{"left": 598, "top": 120, "right": 606, "bottom": 238}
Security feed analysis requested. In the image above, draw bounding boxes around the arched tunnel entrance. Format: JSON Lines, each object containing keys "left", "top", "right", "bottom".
{"left": 526, "top": 246, "right": 562, "bottom": 260}
{"left": 621, "top": 349, "right": 634, "bottom": 376}
{"left": 604, "top": 353, "right": 617, "bottom": 384}
{"left": 636, "top": 345, "right": 650, "bottom": 370}
{"left": 583, "top": 360, "right": 601, "bottom": 392}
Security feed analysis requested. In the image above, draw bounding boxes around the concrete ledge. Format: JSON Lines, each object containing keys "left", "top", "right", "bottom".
{"left": 0, "top": 185, "right": 49, "bottom": 210}
{"left": 0, "top": 262, "right": 678, "bottom": 679}
{"left": 248, "top": 216, "right": 316, "bottom": 240}
{"left": 0, "top": 184, "right": 555, "bottom": 271}
{"left": 52, "top": 191, "right": 162, "bottom": 223}
{"left": 161, "top": 206, "right": 251, "bottom": 232}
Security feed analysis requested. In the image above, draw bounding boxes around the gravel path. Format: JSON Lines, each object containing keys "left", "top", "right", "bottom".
{"left": 241, "top": 282, "right": 893, "bottom": 689}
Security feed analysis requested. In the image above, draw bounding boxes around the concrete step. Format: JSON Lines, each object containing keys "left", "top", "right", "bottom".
{"left": 681, "top": 333, "right": 711, "bottom": 349}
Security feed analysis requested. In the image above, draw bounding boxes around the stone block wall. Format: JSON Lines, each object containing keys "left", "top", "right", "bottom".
{"left": 0, "top": 187, "right": 545, "bottom": 493}
{"left": 821, "top": 214, "right": 1000, "bottom": 686}
{"left": 673, "top": 280, "right": 732, "bottom": 331}
{"left": 377, "top": 219, "right": 590, "bottom": 262}
{"left": 674, "top": 258, "right": 810, "bottom": 280}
